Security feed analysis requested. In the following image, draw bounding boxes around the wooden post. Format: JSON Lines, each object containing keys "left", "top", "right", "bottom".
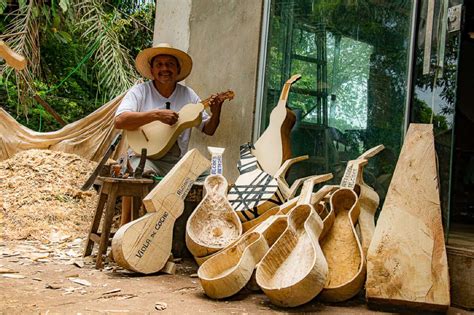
{"left": 33, "top": 94, "right": 66, "bottom": 126}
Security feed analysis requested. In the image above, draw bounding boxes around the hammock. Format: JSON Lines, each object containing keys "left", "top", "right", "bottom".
{"left": 0, "top": 93, "right": 128, "bottom": 162}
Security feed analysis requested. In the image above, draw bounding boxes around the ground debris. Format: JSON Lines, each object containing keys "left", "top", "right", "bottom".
{"left": 102, "top": 288, "right": 121, "bottom": 295}
{"left": 155, "top": 302, "right": 167, "bottom": 311}
{"left": 1, "top": 273, "right": 26, "bottom": 279}
{"left": 68, "top": 277, "right": 91, "bottom": 286}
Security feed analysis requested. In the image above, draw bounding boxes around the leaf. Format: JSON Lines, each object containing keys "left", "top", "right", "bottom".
{"left": 58, "top": 31, "right": 72, "bottom": 43}
{"left": 18, "top": 0, "right": 27, "bottom": 8}
{"left": 59, "top": 0, "right": 69, "bottom": 13}
{"left": 0, "top": 0, "right": 7, "bottom": 15}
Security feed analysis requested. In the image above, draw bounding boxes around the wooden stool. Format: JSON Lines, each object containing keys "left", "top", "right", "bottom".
{"left": 83, "top": 176, "right": 154, "bottom": 269}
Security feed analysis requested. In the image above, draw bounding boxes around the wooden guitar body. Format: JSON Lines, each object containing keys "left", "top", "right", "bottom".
{"left": 126, "top": 91, "right": 234, "bottom": 159}
{"left": 340, "top": 145, "right": 384, "bottom": 256}
{"left": 186, "top": 174, "right": 242, "bottom": 258}
{"left": 319, "top": 188, "right": 365, "bottom": 302}
{"left": 112, "top": 149, "right": 210, "bottom": 274}
{"left": 252, "top": 74, "right": 301, "bottom": 177}
{"left": 255, "top": 178, "right": 329, "bottom": 307}
{"left": 198, "top": 210, "right": 290, "bottom": 299}
{"left": 198, "top": 231, "right": 269, "bottom": 299}
{"left": 126, "top": 102, "right": 204, "bottom": 159}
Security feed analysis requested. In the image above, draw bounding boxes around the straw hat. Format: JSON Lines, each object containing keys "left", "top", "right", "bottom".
{"left": 135, "top": 43, "right": 193, "bottom": 81}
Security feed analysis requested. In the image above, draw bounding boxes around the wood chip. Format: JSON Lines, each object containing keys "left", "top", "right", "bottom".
{"left": 68, "top": 277, "right": 91, "bottom": 286}
{"left": 155, "top": 302, "right": 167, "bottom": 311}
{"left": 0, "top": 150, "right": 98, "bottom": 243}
{"left": 45, "top": 284, "right": 61, "bottom": 290}
{"left": 189, "top": 273, "right": 198, "bottom": 278}
{"left": 73, "top": 260, "right": 85, "bottom": 268}
{"left": 1, "top": 274, "right": 26, "bottom": 279}
{"left": 103, "top": 288, "right": 121, "bottom": 295}
{"left": 0, "top": 268, "right": 18, "bottom": 274}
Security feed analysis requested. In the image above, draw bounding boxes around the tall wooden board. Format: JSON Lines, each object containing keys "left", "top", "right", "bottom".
{"left": 366, "top": 124, "right": 450, "bottom": 312}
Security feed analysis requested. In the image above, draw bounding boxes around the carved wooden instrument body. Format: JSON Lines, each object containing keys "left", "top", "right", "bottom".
{"left": 186, "top": 147, "right": 242, "bottom": 258}
{"left": 340, "top": 144, "right": 384, "bottom": 256}
{"left": 319, "top": 187, "right": 365, "bottom": 302}
{"left": 255, "top": 177, "right": 330, "bottom": 307}
{"left": 366, "top": 124, "right": 450, "bottom": 312}
{"left": 112, "top": 149, "right": 210, "bottom": 274}
{"left": 126, "top": 91, "right": 234, "bottom": 159}
{"left": 198, "top": 204, "right": 293, "bottom": 299}
{"left": 252, "top": 74, "right": 300, "bottom": 177}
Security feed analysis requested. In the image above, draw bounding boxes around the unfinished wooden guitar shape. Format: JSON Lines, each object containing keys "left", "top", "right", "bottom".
{"left": 340, "top": 145, "right": 384, "bottom": 256}
{"left": 255, "top": 177, "right": 330, "bottom": 307}
{"left": 228, "top": 143, "right": 309, "bottom": 222}
{"left": 319, "top": 187, "right": 365, "bottom": 302}
{"left": 112, "top": 149, "right": 210, "bottom": 274}
{"left": 366, "top": 124, "right": 450, "bottom": 312}
{"left": 198, "top": 213, "right": 290, "bottom": 299}
{"left": 252, "top": 74, "right": 300, "bottom": 177}
{"left": 126, "top": 91, "right": 234, "bottom": 159}
{"left": 186, "top": 147, "right": 242, "bottom": 258}
{"left": 0, "top": 41, "right": 27, "bottom": 70}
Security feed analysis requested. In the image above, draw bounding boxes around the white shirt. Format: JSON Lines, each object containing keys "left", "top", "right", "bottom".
{"left": 116, "top": 81, "right": 210, "bottom": 157}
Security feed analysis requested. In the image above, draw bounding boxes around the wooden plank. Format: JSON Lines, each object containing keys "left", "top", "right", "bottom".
{"left": 366, "top": 124, "right": 450, "bottom": 312}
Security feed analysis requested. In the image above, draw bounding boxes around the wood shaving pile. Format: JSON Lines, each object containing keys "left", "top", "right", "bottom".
{"left": 0, "top": 149, "right": 98, "bottom": 242}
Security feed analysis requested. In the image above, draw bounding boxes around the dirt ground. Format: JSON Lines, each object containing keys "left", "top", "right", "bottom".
{"left": 0, "top": 241, "right": 470, "bottom": 315}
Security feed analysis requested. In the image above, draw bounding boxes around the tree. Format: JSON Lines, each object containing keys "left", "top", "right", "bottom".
{"left": 0, "top": 0, "right": 154, "bottom": 131}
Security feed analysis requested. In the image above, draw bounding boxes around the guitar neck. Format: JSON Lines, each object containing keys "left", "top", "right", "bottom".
{"left": 200, "top": 91, "right": 234, "bottom": 109}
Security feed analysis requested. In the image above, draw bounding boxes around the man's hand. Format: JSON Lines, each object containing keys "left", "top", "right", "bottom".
{"left": 208, "top": 94, "right": 224, "bottom": 114}
{"left": 154, "top": 109, "right": 179, "bottom": 125}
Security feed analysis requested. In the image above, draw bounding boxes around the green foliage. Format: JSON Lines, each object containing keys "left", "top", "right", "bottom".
{"left": 0, "top": 1, "right": 154, "bottom": 132}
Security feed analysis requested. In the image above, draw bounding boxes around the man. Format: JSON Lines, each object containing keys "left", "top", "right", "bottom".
{"left": 114, "top": 43, "right": 225, "bottom": 225}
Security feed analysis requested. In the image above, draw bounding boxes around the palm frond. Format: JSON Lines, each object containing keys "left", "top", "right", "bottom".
{"left": 0, "top": 1, "right": 41, "bottom": 78}
{"left": 74, "top": 0, "right": 138, "bottom": 99}
{"left": 0, "top": 1, "right": 40, "bottom": 115}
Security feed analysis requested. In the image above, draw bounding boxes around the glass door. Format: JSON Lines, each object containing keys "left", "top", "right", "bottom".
{"left": 260, "top": 0, "right": 416, "bottom": 203}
